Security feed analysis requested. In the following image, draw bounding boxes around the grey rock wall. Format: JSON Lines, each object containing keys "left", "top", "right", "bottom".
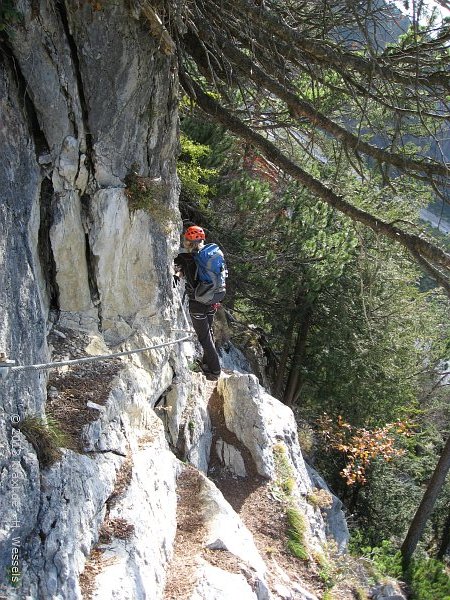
{"left": 1, "top": 29, "right": 49, "bottom": 596}
{"left": 218, "top": 374, "right": 310, "bottom": 485}
{"left": 0, "top": 1, "right": 181, "bottom": 597}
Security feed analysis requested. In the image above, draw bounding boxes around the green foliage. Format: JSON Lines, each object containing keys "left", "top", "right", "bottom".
{"left": 420, "top": 218, "right": 450, "bottom": 255}
{"left": 408, "top": 557, "right": 450, "bottom": 600}
{"left": 272, "top": 444, "right": 309, "bottom": 560}
{"left": 177, "top": 133, "right": 216, "bottom": 207}
{"left": 314, "top": 551, "right": 336, "bottom": 589}
{"left": 292, "top": 70, "right": 347, "bottom": 115}
{"left": 180, "top": 112, "right": 448, "bottom": 428}
{"left": 351, "top": 539, "right": 403, "bottom": 581}
{"left": 179, "top": 110, "right": 450, "bottom": 565}
{"left": 16, "top": 414, "right": 71, "bottom": 468}
{"left": 354, "top": 587, "right": 369, "bottom": 600}
{"left": 272, "top": 443, "right": 296, "bottom": 499}
{"left": 340, "top": 389, "right": 450, "bottom": 547}
{"left": 352, "top": 458, "right": 422, "bottom": 545}
{"left": 287, "top": 537, "right": 308, "bottom": 560}
{"left": 188, "top": 360, "right": 202, "bottom": 372}
{"left": 0, "top": 0, "right": 22, "bottom": 32}
{"left": 317, "top": 415, "right": 410, "bottom": 487}
{"left": 301, "top": 238, "right": 447, "bottom": 427}
{"left": 353, "top": 538, "right": 450, "bottom": 600}
{"left": 391, "top": 22, "right": 442, "bottom": 54}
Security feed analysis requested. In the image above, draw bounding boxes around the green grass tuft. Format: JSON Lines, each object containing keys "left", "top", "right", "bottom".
{"left": 287, "top": 538, "right": 308, "bottom": 560}
{"left": 286, "top": 506, "right": 308, "bottom": 561}
{"left": 16, "top": 414, "right": 72, "bottom": 468}
{"left": 124, "top": 171, "right": 176, "bottom": 233}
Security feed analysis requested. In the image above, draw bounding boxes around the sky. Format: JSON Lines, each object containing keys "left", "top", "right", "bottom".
{"left": 392, "top": 0, "right": 450, "bottom": 24}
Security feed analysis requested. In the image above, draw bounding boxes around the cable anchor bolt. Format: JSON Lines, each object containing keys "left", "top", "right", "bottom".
{"left": 0, "top": 353, "right": 16, "bottom": 380}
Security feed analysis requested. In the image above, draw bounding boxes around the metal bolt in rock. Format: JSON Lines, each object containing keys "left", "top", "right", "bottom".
{"left": 0, "top": 353, "right": 15, "bottom": 380}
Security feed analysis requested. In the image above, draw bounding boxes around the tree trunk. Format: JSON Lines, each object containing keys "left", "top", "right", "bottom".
{"left": 273, "top": 308, "right": 298, "bottom": 400}
{"left": 348, "top": 482, "right": 362, "bottom": 514}
{"left": 401, "top": 435, "right": 450, "bottom": 567}
{"left": 283, "top": 304, "right": 313, "bottom": 405}
{"left": 437, "top": 508, "right": 450, "bottom": 560}
{"left": 274, "top": 289, "right": 308, "bottom": 400}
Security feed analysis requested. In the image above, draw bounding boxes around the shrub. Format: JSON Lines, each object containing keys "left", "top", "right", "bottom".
{"left": 307, "top": 488, "right": 334, "bottom": 510}
{"left": 272, "top": 444, "right": 309, "bottom": 560}
{"left": 407, "top": 557, "right": 450, "bottom": 600}
{"left": 177, "top": 133, "right": 216, "bottom": 207}
{"left": 352, "top": 536, "right": 450, "bottom": 600}
{"left": 354, "top": 587, "right": 369, "bottom": 600}
{"left": 297, "top": 421, "right": 315, "bottom": 456}
{"left": 124, "top": 171, "right": 176, "bottom": 232}
{"left": 351, "top": 539, "right": 403, "bottom": 581}
{"left": 314, "top": 551, "right": 336, "bottom": 589}
{"left": 273, "top": 443, "right": 296, "bottom": 498}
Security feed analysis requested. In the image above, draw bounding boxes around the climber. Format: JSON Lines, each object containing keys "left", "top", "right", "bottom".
{"left": 174, "top": 225, "right": 227, "bottom": 381}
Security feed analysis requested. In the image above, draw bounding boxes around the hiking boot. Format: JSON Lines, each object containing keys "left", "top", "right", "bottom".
{"left": 204, "top": 370, "right": 221, "bottom": 381}
{"left": 200, "top": 364, "right": 221, "bottom": 379}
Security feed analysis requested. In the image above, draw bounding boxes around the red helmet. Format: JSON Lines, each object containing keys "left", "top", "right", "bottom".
{"left": 184, "top": 225, "right": 205, "bottom": 241}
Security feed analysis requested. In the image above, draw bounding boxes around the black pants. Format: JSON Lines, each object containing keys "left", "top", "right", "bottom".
{"left": 189, "top": 300, "right": 220, "bottom": 374}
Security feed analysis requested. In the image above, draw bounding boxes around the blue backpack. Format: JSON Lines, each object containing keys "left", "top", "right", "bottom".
{"left": 193, "top": 243, "right": 227, "bottom": 304}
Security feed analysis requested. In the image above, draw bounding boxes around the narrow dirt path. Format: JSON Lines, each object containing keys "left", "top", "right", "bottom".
{"left": 163, "top": 466, "right": 206, "bottom": 600}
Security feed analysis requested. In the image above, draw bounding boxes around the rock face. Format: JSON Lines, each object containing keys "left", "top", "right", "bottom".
{"left": 217, "top": 374, "right": 348, "bottom": 553}
{"left": 218, "top": 375, "right": 310, "bottom": 485}
{"left": 0, "top": 3, "right": 349, "bottom": 599}
{"left": 371, "top": 581, "right": 407, "bottom": 600}
{"left": 0, "top": 2, "right": 179, "bottom": 597}
{"left": 195, "top": 471, "right": 270, "bottom": 600}
{"left": 306, "top": 466, "right": 349, "bottom": 554}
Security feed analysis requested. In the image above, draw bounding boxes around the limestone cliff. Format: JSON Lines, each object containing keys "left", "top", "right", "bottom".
{"left": 0, "top": 3, "right": 349, "bottom": 599}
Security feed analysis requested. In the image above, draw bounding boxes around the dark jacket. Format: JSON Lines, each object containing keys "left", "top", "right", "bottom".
{"left": 174, "top": 252, "right": 198, "bottom": 300}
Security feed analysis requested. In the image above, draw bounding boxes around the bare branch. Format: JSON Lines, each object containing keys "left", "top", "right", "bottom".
{"left": 206, "top": 0, "right": 450, "bottom": 90}
{"left": 188, "top": 18, "right": 450, "bottom": 180}
{"left": 180, "top": 71, "right": 450, "bottom": 291}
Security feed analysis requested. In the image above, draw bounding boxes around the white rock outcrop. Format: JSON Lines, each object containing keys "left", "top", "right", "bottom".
{"left": 90, "top": 412, "right": 179, "bottom": 600}
{"left": 218, "top": 374, "right": 312, "bottom": 487}
{"left": 88, "top": 191, "right": 158, "bottom": 319}
{"left": 200, "top": 473, "right": 267, "bottom": 577}
{"left": 50, "top": 190, "right": 94, "bottom": 315}
{"left": 215, "top": 439, "right": 247, "bottom": 477}
{"left": 306, "top": 466, "right": 349, "bottom": 553}
{"left": 217, "top": 374, "right": 349, "bottom": 553}
{"left": 163, "top": 372, "right": 213, "bottom": 474}
{"left": 192, "top": 561, "right": 258, "bottom": 600}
